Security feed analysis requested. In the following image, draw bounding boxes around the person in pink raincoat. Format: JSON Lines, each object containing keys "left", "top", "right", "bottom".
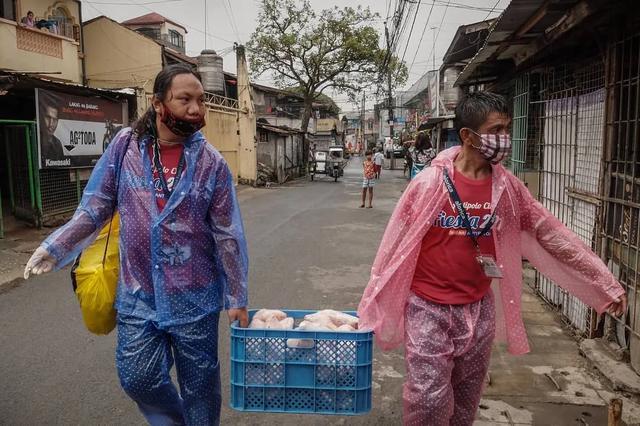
{"left": 357, "top": 92, "right": 627, "bottom": 426}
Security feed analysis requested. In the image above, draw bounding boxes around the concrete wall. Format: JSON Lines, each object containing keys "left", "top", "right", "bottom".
{"left": 201, "top": 109, "right": 240, "bottom": 182}
{"left": 257, "top": 131, "right": 304, "bottom": 183}
{"left": 257, "top": 132, "right": 276, "bottom": 172}
{"left": 236, "top": 46, "right": 257, "bottom": 183}
{"left": 83, "top": 17, "right": 162, "bottom": 117}
{"left": 0, "top": 19, "right": 82, "bottom": 83}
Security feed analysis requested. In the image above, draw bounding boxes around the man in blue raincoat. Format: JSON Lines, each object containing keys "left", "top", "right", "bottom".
{"left": 24, "top": 64, "right": 249, "bottom": 425}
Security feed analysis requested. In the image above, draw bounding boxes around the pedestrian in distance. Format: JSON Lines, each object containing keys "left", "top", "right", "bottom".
{"left": 358, "top": 91, "right": 627, "bottom": 426}
{"left": 403, "top": 140, "right": 414, "bottom": 180}
{"left": 361, "top": 150, "right": 376, "bottom": 208}
{"left": 410, "top": 130, "right": 437, "bottom": 180}
{"left": 373, "top": 148, "right": 385, "bottom": 179}
{"left": 24, "top": 64, "right": 249, "bottom": 426}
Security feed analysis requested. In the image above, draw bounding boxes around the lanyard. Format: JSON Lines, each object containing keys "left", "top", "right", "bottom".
{"left": 152, "top": 140, "right": 185, "bottom": 199}
{"left": 442, "top": 168, "right": 495, "bottom": 253}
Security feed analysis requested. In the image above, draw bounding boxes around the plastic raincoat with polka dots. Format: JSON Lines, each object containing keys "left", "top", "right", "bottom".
{"left": 358, "top": 146, "right": 625, "bottom": 355}
{"left": 42, "top": 128, "right": 248, "bottom": 325}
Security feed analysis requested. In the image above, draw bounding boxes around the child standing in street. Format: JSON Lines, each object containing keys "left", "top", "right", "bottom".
{"left": 361, "top": 150, "right": 376, "bottom": 208}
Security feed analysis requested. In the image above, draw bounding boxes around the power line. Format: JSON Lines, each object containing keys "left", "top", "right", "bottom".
{"left": 407, "top": 0, "right": 436, "bottom": 76}
{"left": 223, "top": 0, "right": 241, "bottom": 41}
{"left": 123, "top": 0, "right": 236, "bottom": 45}
{"left": 425, "top": 0, "right": 451, "bottom": 72}
{"left": 483, "top": 0, "right": 503, "bottom": 20}
{"left": 406, "top": 0, "right": 503, "bottom": 13}
{"left": 398, "top": 0, "right": 422, "bottom": 66}
{"left": 390, "top": 0, "right": 411, "bottom": 55}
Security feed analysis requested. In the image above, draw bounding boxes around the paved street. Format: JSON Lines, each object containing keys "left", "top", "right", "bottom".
{"left": 0, "top": 157, "right": 406, "bottom": 425}
{"left": 0, "top": 158, "right": 638, "bottom": 425}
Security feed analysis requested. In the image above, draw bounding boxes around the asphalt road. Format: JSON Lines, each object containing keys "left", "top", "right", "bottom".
{"left": 0, "top": 157, "right": 408, "bottom": 425}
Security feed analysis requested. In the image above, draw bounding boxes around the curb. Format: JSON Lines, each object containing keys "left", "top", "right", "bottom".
{"left": 0, "top": 276, "right": 26, "bottom": 295}
{"left": 580, "top": 338, "right": 640, "bottom": 395}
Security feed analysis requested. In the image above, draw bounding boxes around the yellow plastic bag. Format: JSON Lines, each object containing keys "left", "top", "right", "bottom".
{"left": 70, "top": 213, "right": 120, "bottom": 335}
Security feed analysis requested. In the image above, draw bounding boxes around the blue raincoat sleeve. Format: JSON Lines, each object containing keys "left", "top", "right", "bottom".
{"left": 208, "top": 160, "right": 249, "bottom": 310}
{"left": 42, "top": 129, "right": 130, "bottom": 269}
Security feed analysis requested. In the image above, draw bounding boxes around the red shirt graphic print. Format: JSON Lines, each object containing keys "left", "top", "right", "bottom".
{"left": 411, "top": 169, "right": 497, "bottom": 304}
{"left": 149, "top": 143, "right": 185, "bottom": 212}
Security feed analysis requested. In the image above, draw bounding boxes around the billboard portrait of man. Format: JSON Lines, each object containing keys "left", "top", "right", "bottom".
{"left": 39, "top": 103, "right": 65, "bottom": 163}
{"left": 36, "top": 88, "right": 128, "bottom": 169}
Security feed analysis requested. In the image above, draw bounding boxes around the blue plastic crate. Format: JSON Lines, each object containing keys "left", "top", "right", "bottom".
{"left": 230, "top": 309, "right": 373, "bottom": 415}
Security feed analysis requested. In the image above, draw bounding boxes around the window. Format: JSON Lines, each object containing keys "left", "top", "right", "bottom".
{"left": 49, "top": 7, "right": 73, "bottom": 38}
{"left": 1, "top": 0, "right": 15, "bottom": 21}
{"left": 137, "top": 27, "right": 160, "bottom": 40}
{"left": 169, "top": 29, "right": 183, "bottom": 49}
{"left": 259, "top": 131, "right": 269, "bottom": 143}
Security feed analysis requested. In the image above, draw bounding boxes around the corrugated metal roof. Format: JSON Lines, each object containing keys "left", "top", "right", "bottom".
{"left": 455, "top": 0, "right": 581, "bottom": 86}
{"left": 442, "top": 18, "right": 497, "bottom": 66}
{"left": 0, "top": 71, "right": 137, "bottom": 99}
{"left": 257, "top": 121, "right": 300, "bottom": 135}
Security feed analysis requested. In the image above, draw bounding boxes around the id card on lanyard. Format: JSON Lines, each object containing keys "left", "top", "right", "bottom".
{"left": 442, "top": 168, "right": 502, "bottom": 279}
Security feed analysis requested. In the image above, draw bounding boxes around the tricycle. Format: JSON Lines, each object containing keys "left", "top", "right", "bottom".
{"left": 309, "top": 146, "right": 346, "bottom": 182}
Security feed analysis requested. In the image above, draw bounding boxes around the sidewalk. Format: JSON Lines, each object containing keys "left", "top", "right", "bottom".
{"left": 478, "top": 271, "right": 640, "bottom": 425}
{"left": 0, "top": 224, "right": 49, "bottom": 293}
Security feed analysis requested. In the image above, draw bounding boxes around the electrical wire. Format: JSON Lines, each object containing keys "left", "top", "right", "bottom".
{"left": 483, "top": 0, "right": 503, "bottom": 20}
{"left": 223, "top": 0, "right": 241, "bottom": 41}
{"left": 398, "top": 0, "right": 422, "bottom": 66}
{"left": 407, "top": 0, "right": 436, "bottom": 76}
{"left": 123, "top": 0, "right": 236, "bottom": 44}
{"left": 424, "top": 0, "right": 451, "bottom": 72}
{"left": 405, "top": 0, "right": 503, "bottom": 13}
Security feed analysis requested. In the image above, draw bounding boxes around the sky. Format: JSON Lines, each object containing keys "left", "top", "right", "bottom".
{"left": 81, "top": 0, "right": 510, "bottom": 111}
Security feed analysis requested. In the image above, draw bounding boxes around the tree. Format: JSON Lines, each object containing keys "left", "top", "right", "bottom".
{"left": 248, "top": 0, "right": 408, "bottom": 134}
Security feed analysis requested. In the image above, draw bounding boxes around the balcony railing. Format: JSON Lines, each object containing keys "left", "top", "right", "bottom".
{"left": 204, "top": 92, "right": 240, "bottom": 111}
{"left": 16, "top": 25, "right": 63, "bottom": 58}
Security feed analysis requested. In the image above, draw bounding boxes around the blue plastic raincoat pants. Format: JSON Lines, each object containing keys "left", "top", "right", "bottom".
{"left": 42, "top": 128, "right": 249, "bottom": 425}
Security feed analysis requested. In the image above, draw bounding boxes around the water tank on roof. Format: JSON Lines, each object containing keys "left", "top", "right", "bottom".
{"left": 198, "top": 50, "right": 225, "bottom": 96}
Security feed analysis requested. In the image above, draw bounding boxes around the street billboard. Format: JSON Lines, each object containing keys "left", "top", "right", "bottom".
{"left": 36, "top": 88, "right": 128, "bottom": 169}
{"left": 316, "top": 118, "right": 338, "bottom": 133}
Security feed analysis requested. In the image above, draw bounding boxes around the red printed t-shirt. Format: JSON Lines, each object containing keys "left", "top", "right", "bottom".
{"left": 363, "top": 160, "right": 376, "bottom": 179}
{"left": 411, "top": 169, "right": 496, "bottom": 304}
{"left": 149, "top": 143, "right": 185, "bottom": 211}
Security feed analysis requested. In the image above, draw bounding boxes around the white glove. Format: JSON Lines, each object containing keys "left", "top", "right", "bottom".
{"left": 24, "top": 246, "right": 57, "bottom": 279}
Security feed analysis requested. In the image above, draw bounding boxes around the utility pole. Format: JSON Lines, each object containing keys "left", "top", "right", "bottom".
{"left": 361, "top": 91, "right": 366, "bottom": 153}
{"left": 385, "top": 22, "right": 395, "bottom": 170}
{"left": 204, "top": 0, "right": 207, "bottom": 49}
{"left": 431, "top": 26, "right": 439, "bottom": 118}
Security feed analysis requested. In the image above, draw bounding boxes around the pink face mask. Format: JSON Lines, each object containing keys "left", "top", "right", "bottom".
{"left": 469, "top": 130, "right": 512, "bottom": 164}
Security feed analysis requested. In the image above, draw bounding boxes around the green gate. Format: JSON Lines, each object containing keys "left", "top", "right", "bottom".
{"left": 0, "top": 120, "right": 41, "bottom": 235}
{"left": 511, "top": 74, "right": 530, "bottom": 178}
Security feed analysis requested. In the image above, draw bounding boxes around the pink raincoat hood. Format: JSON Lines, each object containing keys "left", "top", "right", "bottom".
{"left": 358, "top": 146, "right": 624, "bottom": 355}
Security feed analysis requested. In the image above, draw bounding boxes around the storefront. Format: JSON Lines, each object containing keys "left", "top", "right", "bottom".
{"left": 0, "top": 72, "right": 136, "bottom": 235}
